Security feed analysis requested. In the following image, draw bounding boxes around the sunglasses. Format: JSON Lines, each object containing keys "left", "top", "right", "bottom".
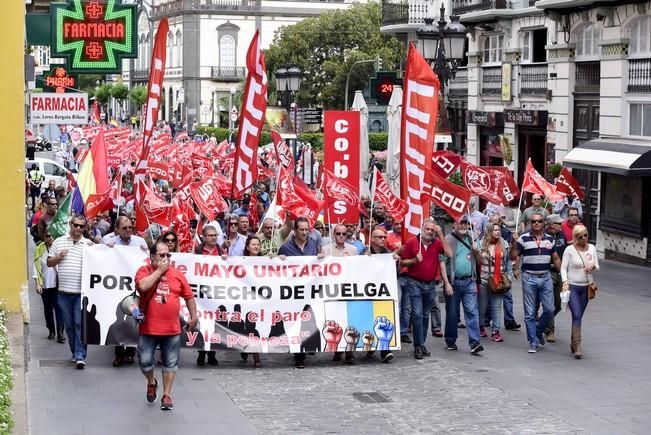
{"left": 531, "top": 220, "right": 544, "bottom": 224}
{"left": 164, "top": 238, "right": 177, "bottom": 243}
{"left": 71, "top": 223, "right": 85, "bottom": 229}
{"left": 578, "top": 234, "right": 588, "bottom": 239}
{"left": 334, "top": 232, "right": 346, "bottom": 236}
{"left": 373, "top": 235, "right": 387, "bottom": 239}
{"left": 230, "top": 222, "right": 239, "bottom": 226}
{"left": 532, "top": 198, "right": 542, "bottom": 201}
{"left": 156, "top": 253, "right": 172, "bottom": 258}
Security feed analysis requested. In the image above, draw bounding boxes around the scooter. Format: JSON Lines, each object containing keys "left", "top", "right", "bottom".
{"left": 35, "top": 136, "right": 52, "bottom": 151}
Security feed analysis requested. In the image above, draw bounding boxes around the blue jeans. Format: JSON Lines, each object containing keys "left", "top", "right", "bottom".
{"left": 403, "top": 276, "right": 436, "bottom": 348}
{"left": 569, "top": 284, "right": 589, "bottom": 326}
{"left": 521, "top": 272, "right": 554, "bottom": 346}
{"left": 444, "top": 278, "right": 481, "bottom": 347}
{"left": 57, "top": 292, "right": 87, "bottom": 361}
{"left": 138, "top": 334, "right": 181, "bottom": 373}
{"left": 479, "top": 283, "right": 504, "bottom": 332}
{"left": 503, "top": 289, "right": 515, "bottom": 323}
{"left": 398, "top": 276, "right": 412, "bottom": 335}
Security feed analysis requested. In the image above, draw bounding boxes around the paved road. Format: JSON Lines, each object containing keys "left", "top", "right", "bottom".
{"left": 24, "top": 250, "right": 651, "bottom": 434}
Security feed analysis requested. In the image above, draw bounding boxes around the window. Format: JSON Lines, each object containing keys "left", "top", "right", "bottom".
{"left": 220, "top": 35, "right": 236, "bottom": 67}
{"left": 483, "top": 35, "right": 504, "bottom": 64}
{"left": 600, "top": 173, "right": 645, "bottom": 237}
{"left": 167, "top": 32, "right": 173, "bottom": 67}
{"left": 576, "top": 24, "right": 601, "bottom": 58}
{"left": 629, "top": 103, "right": 651, "bottom": 136}
{"left": 175, "top": 30, "right": 183, "bottom": 67}
{"left": 521, "top": 29, "right": 547, "bottom": 63}
{"left": 629, "top": 16, "right": 651, "bottom": 57}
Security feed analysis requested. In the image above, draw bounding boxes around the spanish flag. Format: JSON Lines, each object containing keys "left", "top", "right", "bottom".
{"left": 76, "top": 128, "right": 109, "bottom": 212}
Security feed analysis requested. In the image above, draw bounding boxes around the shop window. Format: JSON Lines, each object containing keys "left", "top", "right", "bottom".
{"left": 521, "top": 29, "right": 547, "bottom": 63}
{"left": 483, "top": 35, "right": 504, "bottom": 64}
{"left": 629, "top": 103, "right": 651, "bottom": 137}
{"left": 600, "top": 173, "right": 644, "bottom": 237}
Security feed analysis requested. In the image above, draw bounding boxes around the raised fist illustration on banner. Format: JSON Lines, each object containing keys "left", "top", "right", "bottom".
{"left": 322, "top": 320, "right": 343, "bottom": 352}
{"left": 343, "top": 326, "right": 361, "bottom": 352}
{"left": 362, "top": 330, "right": 375, "bottom": 352}
{"left": 374, "top": 316, "right": 394, "bottom": 351}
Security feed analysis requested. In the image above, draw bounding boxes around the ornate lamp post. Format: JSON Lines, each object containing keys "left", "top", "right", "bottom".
{"left": 275, "top": 65, "right": 302, "bottom": 114}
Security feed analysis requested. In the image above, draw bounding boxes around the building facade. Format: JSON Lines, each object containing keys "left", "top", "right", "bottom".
{"left": 124, "top": 0, "right": 363, "bottom": 127}
{"left": 381, "top": 0, "right": 651, "bottom": 266}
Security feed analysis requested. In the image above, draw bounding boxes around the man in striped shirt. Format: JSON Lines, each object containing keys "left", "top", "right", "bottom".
{"left": 513, "top": 212, "right": 561, "bottom": 354}
{"left": 48, "top": 214, "right": 94, "bottom": 369}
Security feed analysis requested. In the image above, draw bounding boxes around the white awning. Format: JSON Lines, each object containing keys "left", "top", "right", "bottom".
{"left": 562, "top": 138, "right": 651, "bottom": 176}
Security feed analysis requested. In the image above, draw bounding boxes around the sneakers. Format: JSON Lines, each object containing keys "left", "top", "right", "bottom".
{"left": 160, "top": 394, "right": 173, "bottom": 411}
{"left": 400, "top": 334, "right": 412, "bottom": 344}
{"left": 491, "top": 331, "right": 504, "bottom": 342}
{"left": 381, "top": 352, "right": 394, "bottom": 363}
{"left": 545, "top": 331, "right": 556, "bottom": 343}
{"left": 432, "top": 329, "right": 443, "bottom": 337}
{"left": 457, "top": 322, "right": 466, "bottom": 329}
{"left": 146, "top": 379, "right": 158, "bottom": 403}
{"left": 528, "top": 344, "right": 538, "bottom": 353}
{"left": 75, "top": 360, "right": 86, "bottom": 369}
{"left": 479, "top": 326, "right": 488, "bottom": 338}
{"left": 446, "top": 342, "right": 458, "bottom": 351}
{"left": 414, "top": 347, "right": 424, "bottom": 360}
{"left": 505, "top": 321, "right": 522, "bottom": 331}
{"left": 470, "top": 343, "right": 484, "bottom": 355}
{"left": 421, "top": 347, "right": 431, "bottom": 357}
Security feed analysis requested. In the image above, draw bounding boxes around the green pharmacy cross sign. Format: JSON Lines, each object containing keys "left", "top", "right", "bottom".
{"left": 50, "top": 0, "right": 137, "bottom": 74}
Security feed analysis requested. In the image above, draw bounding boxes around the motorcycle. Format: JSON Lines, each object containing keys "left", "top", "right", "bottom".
{"left": 35, "top": 136, "right": 52, "bottom": 152}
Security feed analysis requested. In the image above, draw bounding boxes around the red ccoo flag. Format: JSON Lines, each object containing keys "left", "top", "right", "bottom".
{"left": 135, "top": 18, "right": 168, "bottom": 180}
{"left": 555, "top": 166, "right": 585, "bottom": 200}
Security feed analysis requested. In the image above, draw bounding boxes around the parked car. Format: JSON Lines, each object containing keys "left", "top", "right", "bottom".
{"left": 24, "top": 157, "right": 73, "bottom": 189}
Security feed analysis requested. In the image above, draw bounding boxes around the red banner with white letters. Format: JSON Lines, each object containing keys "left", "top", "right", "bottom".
{"left": 271, "top": 129, "right": 295, "bottom": 171}
{"left": 418, "top": 162, "right": 471, "bottom": 223}
{"left": 135, "top": 18, "right": 168, "bottom": 179}
{"left": 555, "top": 166, "right": 585, "bottom": 200}
{"left": 495, "top": 167, "right": 519, "bottom": 205}
{"left": 432, "top": 150, "right": 462, "bottom": 179}
{"left": 232, "top": 31, "right": 268, "bottom": 198}
{"left": 400, "top": 43, "right": 440, "bottom": 240}
{"left": 372, "top": 167, "right": 408, "bottom": 222}
{"left": 323, "top": 111, "right": 360, "bottom": 224}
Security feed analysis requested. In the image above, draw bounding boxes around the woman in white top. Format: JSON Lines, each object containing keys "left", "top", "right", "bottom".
{"left": 33, "top": 231, "right": 65, "bottom": 343}
{"left": 560, "top": 224, "right": 599, "bottom": 359}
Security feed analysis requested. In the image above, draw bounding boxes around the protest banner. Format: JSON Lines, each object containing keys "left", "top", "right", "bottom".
{"left": 81, "top": 246, "right": 400, "bottom": 353}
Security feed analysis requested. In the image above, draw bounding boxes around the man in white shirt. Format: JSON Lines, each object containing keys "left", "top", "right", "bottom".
{"left": 104, "top": 216, "right": 148, "bottom": 249}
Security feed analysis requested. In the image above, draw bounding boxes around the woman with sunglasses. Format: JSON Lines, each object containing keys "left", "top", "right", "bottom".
{"left": 560, "top": 224, "right": 599, "bottom": 359}
{"left": 242, "top": 235, "right": 263, "bottom": 367}
{"left": 160, "top": 230, "right": 179, "bottom": 253}
{"left": 33, "top": 231, "right": 65, "bottom": 343}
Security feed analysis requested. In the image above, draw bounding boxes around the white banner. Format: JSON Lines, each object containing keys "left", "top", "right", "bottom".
{"left": 30, "top": 92, "right": 88, "bottom": 124}
{"left": 81, "top": 246, "right": 400, "bottom": 353}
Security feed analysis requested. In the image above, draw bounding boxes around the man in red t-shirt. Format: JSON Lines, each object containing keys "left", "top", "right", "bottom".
{"left": 135, "top": 241, "right": 198, "bottom": 411}
{"left": 561, "top": 207, "right": 581, "bottom": 243}
{"left": 399, "top": 218, "right": 452, "bottom": 359}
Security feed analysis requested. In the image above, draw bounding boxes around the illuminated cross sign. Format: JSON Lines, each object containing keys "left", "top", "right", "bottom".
{"left": 44, "top": 67, "right": 77, "bottom": 93}
{"left": 50, "top": 0, "right": 137, "bottom": 74}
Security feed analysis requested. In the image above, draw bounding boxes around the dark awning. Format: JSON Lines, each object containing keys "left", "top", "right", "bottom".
{"left": 562, "top": 138, "right": 651, "bottom": 176}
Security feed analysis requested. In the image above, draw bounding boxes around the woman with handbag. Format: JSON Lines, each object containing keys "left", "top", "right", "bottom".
{"left": 560, "top": 224, "right": 599, "bottom": 359}
{"left": 479, "top": 223, "right": 513, "bottom": 343}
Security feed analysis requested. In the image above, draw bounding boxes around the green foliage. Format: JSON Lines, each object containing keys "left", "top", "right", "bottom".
{"left": 265, "top": 1, "right": 404, "bottom": 109}
{"left": 110, "top": 82, "right": 129, "bottom": 103}
{"left": 0, "top": 307, "right": 14, "bottom": 435}
{"left": 77, "top": 74, "right": 104, "bottom": 94}
{"left": 369, "top": 132, "right": 388, "bottom": 151}
{"left": 548, "top": 163, "right": 563, "bottom": 178}
{"left": 129, "top": 85, "right": 148, "bottom": 109}
{"left": 449, "top": 170, "right": 464, "bottom": 187}
{"left": 94, "top": 83, "right": 112, "bottom": 105}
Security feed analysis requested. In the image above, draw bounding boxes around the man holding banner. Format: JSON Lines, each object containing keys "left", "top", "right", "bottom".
{"left": 135, "top": 240, "right": 198, "bottom": 411}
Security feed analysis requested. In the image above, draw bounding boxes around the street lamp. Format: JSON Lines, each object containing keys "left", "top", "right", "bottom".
{"left": 228, "top": 86, "right": 236, "bottom": 132}
{"left": 210, "top": 90, "right": 216, "bottom": 127}
{"left": 416, "top": 4, "right": 467, "bottom": 92}
{"left": 275, "top": 65, "right": 301, "bottom": 114}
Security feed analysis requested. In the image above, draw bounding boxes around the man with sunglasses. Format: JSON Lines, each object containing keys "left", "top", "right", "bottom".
{"left": 37, "top": 197, "right": 59, "bottom": 242}
{"left": 135, "top": 241, "right": 198, "bottom": 411}
{"left": 322, "top": 224, "right": 358, "bottom": 257}
{"left": 257, "top": 216, "right": 292, "bottom": 256}
{"left": 48, "top": 214, "right": 94, "bottom": 369}
{"left": 217, "top": 214, "right": 246, "bottom": 256}
{"left": 513, "top": 212, "right": 561, "bottom": 353}
{"left": 519, "top": 194, "right": 549, "bottom": 234}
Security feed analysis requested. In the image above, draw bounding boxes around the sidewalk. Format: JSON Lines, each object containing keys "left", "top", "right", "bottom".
{"left": 22, "top": 257, "right": 651, "bottom": 434}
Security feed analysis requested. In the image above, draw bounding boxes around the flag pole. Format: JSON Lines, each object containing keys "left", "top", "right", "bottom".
{"left": 515, "top": 188, "right": 525, "bottom": 233}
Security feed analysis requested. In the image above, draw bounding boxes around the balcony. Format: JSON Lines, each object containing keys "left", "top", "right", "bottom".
{"left": 131, "top": 70, "right": 149, "bottom": 81}
{"left": 452, "top": 0, "right": 511, "bottom": 15}
{"left": 152, "top": 0, "right": 259, "bottom": 18}
{"left": 448, "top": 67, "right": 468, "bottom": 99}
{"left": 481, "top": 66, "right": 502, "bottom": 96}
{"left": 381, "top": 0, "right": 430, "bottom": 27}
{"left": 520, "top": 63, "right": 548, "bottom": 96}
{"left": 628, "top": 58, "right": 651, "bottom": 93}
{"left": 211, "top": 66, "right": 246, "bottom": 81}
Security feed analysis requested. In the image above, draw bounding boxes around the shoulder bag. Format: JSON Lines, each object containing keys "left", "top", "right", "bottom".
{"left": 577, "top": 247, "right": 598, "bottom": 300}
{"left": 487, "top": 250, "right": 511, "bottom": 295}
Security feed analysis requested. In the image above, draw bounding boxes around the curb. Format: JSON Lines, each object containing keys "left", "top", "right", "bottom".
{"left": 7, "top": 312, "right": 27, "bottom": 435}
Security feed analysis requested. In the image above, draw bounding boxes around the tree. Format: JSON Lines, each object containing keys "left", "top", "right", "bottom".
{"left": 94, "top": 83, "right": 113, "bottom": 115}
{"left": 129, "top": 85, "right": 147, "bottom": 113}
{"left": 265, "top": 2, "right": 404, "bottom": 109}
{"left": 110, "top": 82, "right": 129, "bottom": 104}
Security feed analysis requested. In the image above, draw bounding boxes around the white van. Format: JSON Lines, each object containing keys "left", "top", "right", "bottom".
{"left": 25, "top": 157, "right": 71, "bottom": 189}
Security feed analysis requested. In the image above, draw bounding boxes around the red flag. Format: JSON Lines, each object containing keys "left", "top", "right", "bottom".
{"left": 189, "top": 179, "right": 228, "bottom": 221}
{"left": 271, "top": 129, "right": 295, "bottom": 171}
{"left": 232, "top": 31, "right": 267, "bottom": 198}
{"left": 276, "top": 167, "right": 323, "bottom": 227}
{"left": 322, "top": 168, "right": 367, "bottom": 222}
{"left": 135, "top": 178, "right": 172, "bottom": 229}
{"left": 416, "top": 161, "right": 471, "bottom": 223}
{"left": 460, "top": 161, "right": 505, "bottom": 205}
{"left": 555, "top": 167, "right": 585, "bottom": 200}
{"left": 523, "top": 159, "right": 564, "bottom": 201}
{"left": 84, "top": 192, "right": 114, "bottom": 220}
{"left": 171, "top": 198, "right": 192, "bottom": 253}
{"left": 494, "top": 167, "right": 519, "bottom": 205}
{"left": 191, "top": 153, "right": 214, "bottom": 180}
{"left": 372, "top": 167, "right": 408, "bottom": 222}
{"left": 401, "top": 43, "right": 440, "bottom": 240}
{"left": 135, "top": 18, "right": 168, "bottom": 179}
{"left": 91, "top": 101, "right": 100, "bottom": 125}
{"left": 148, "top": 160, "right": 170, "bottom": 182}
{"left": 431, "top": 151, "right": 462, "bottom": 179}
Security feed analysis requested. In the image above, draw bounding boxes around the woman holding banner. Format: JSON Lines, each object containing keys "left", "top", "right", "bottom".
{"left": 242, "top": 235, "right": 263, "bottom": 367}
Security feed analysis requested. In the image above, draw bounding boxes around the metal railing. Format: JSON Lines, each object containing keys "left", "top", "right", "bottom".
{"left": 628, "top": 58, "right": 651, "bottom": 93}
{"left": 481, "top": 66, "right": 502, "bottom": 96}
{"left": 131, "top": 70, "right": 149, "bottom": 81}
{"left": 381, "top": 0, "right": 431, "bottom": 26}
{"left": 575, "top": 61, "right": 600, "bottom": 94}
{"left": 448, "top": 67, "right": 468, "bottom": 99}
{"left": 152, "top": 0, "right": 258, "bottom": 17}
{"left": 452, "top": 0, "right": 511, "bottom": 15}
{"left": 520, "top": 63, "right": 548, "bottom": 96}
{"left": 211, "top": 66, "right": 246, "bottom": 81}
